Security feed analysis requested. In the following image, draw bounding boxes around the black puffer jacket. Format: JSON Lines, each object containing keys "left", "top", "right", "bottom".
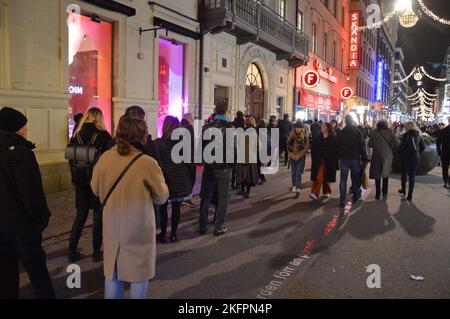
{"left": 0, "top": 130, "right": 50, "bottom": 237}
{"left": 156, "top": 138, "right": 191, "bottom": 200}
{"left": 70, "top": 123, "right": 112, "bottom": 210}
{"left": 398, "top": 129, "right": 425, "bottom": 162}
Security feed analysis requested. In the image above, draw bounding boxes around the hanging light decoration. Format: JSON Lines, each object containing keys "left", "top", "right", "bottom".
{"left": 398, "top": 3, "right": 419, "bottom": 28}
{"left": 417, "top": 0, "right": 450, "bottom": 26}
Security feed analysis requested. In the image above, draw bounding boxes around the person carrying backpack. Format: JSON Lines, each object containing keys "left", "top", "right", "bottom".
{"left": 66, "top": 108, "right": 112, "bottom": 262}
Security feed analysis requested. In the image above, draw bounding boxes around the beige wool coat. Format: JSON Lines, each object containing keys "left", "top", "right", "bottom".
{"left": 91, "top": 146, "right": 169, "bottom": 283}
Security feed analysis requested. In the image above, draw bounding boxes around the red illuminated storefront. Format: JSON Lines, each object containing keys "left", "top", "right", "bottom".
{"left": 299, "top": 89, "right": 341, "bottom": 122}
{"left": 68, "top": 13, "right": 113, "bottom": 136}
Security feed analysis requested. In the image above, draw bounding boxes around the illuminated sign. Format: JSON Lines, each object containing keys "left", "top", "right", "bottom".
{"left": 340, "top": 87, "right": 353, "bottom": 100}
{"left": 68, "top": 85, "right": 83, "bottom": 95}
{"left": 302, "top": 70, "right": 320, "bottom": 88}
{"left": 376, "top": 60, "right": 384, "bottom": 101}
{"left": 313, "top": 60, "right": 338, "bottom": 83}
{"left": 349, "top": 11, "right": 361, "bottom": 70}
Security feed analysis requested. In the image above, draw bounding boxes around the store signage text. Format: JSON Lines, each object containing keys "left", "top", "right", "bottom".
{"left": 313, "top": 60, "right": 338, "bottom": 83}
{"left": 300, "top": 90, "right": 341, "bottom": 111}
{"left": 349, "top": 11, "right": 361, "bottom": 70}
{"left": 302, "top": 70, "right": 320, "bottom": 88}
{"left": 340, "top": 87, "right": 353, "bottom": 100}
{"left": 69, "top": 85, "right": 84, "bottom": 95}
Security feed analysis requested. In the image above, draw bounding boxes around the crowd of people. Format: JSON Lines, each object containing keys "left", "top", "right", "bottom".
{"left": 1, "top": 102, "right": 450, "bottom": 299}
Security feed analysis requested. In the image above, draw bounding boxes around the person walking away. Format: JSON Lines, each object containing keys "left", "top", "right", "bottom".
{"left": 437, "top": 118, "right": 450, "bottom": 188}
{"left": 181, "top": 113, "right": 198, "bottom": 207}
{"left": 231, "top": 111, "right": 245, "bottom": 189}
{"left": 0, "top": 107, "right": 54, "bottom": 299}
{"left": 67, "top": 108, "right": 112, "bottom": 262}
{"left": 277, "top": 114, "right": 293, "bottom": 166}
{"left": 236, "top": 116, "right": 259, "bottom": 198}
{"left": 368, "top": 119, "right": 399, "bottom": 200}
{"left": 288, "top": 122, "right": 309, "bottom": 198}
{"left": 91, "top": 117, "right": 168, "bottom": 299}
{"left": 309, "top": 123, "right": 338, "bottom": 201}
{"left": 310, "top": 119, "right": 322, "bottom": 143}
{"left": 338, "top": 115, "right": 368, "bottom": 208}
{"left": 155, "top": 116, "right": 192, "bottom": 243}
{"left": 257, "top": 119, "right": 268, "bottom": 184}
{"left": 397, "top": 121, "right": 425, "bottom": 201}
{"left": 198, "top": 101, "right": 234, "bottom": 236}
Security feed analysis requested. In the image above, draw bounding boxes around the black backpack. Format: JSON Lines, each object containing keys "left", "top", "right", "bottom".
{"left": 65, "top": 133, "right": 101, "bottom": 187}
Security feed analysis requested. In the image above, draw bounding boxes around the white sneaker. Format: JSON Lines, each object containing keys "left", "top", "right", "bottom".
{"left": 291, "top": 186, "right": 297, "bottom": 193}
{"left": 296, "top": 188, "right": 301, "bottom": 195}
{"left": 309, "top": 193, "right": 318, "bottom": 201}
{"left": 323, "top": 193, "right": 331, "bottom": 198}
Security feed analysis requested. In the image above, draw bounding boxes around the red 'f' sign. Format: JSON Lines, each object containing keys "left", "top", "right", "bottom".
{"left": 302, "top": 71, "right": 320, "bottom": 88}
{"left": 340, "top": 87, "right": 353, "bottom": 100}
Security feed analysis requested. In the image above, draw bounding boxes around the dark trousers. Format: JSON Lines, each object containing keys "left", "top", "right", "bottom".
{"left": 401, "top": 160, "right": 419, "bottom": 198}
{"left": 339, "top": 159, "right": 362, "bottom": 204}
{"left": 375, "top": 178, "right": 389, "bottom": 197}
{"left": 69, "top": 209, "right": 102, "bottom": 253}
{"left": 159, "top": 201, "right": 181, "bottom": 236}
{"left": 199, "top": 167, "right": 231, "bottom": 233}
{"left": 279, "top": 138, "right": 289, "bottom": 165}
{"left": 0, "top": 232, "right": 55, "bottom": 299}
{"left": 441, "top": 157, "right": 449, "bottom": 184}
{"left": 188, "top": 164, "right": 197, "bottom": 192}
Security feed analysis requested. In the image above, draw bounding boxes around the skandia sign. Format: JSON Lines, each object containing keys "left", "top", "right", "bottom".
{"left": 313, "top": 60, "right": 337, "bottom": 83}
{"left": 349, "top": 11, "right": 361, "bottom": 70}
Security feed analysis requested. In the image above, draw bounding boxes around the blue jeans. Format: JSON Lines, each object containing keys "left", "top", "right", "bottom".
{"left": 339, "top": 159, "right": 362, "bottom": 204}
{"left": 290, "top": 158, "right": 305, "bottom": 189}
{"left": 104, "top": 268, "right": 149, "bottom": 299}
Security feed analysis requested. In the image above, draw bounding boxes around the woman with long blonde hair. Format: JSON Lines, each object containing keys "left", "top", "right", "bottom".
{"left": 68, "top": 107, "right": 112, "bottom": 263}
{"left": 288, "top": 121, "right": 310, "bottom": 198}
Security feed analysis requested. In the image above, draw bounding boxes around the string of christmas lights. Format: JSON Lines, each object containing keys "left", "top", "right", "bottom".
{"left": 393, "top": 67, "right": 417, "bottom": 84}
{"left": 417, "top": 0, "right": 450, "bottom": 26}
{"left": 419, "top": 66, "right": 447, "bottom": 82}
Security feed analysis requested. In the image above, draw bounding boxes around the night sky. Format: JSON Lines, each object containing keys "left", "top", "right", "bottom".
{"left": 398, "top": 0, "right": 450, "bottom": 92}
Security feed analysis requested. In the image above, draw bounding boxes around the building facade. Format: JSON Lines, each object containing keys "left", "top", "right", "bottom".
{"left": 293, "top": 0, "right": 350, "bottom": 123}
{"left": 0, "top": 0, "right": 310, "bottom": 193}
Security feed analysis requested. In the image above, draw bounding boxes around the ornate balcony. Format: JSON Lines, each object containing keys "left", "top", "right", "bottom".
{"left": 203, "top": 0, "right": 309, "bottom": 67}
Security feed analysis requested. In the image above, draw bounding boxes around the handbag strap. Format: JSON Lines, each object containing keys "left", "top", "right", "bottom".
{"left": 378, "top": 130, "right": 394, "bottom": 151}
{"left": 101, "top": 153, "right": 145, "bottom": 208}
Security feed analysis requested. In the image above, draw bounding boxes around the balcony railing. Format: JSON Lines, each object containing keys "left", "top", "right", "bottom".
{"left": 203, "top": 0, "right": 309, "bottom": 66}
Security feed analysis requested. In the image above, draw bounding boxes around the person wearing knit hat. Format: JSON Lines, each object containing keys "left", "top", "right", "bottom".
{"left": 0, "top": 107, "right": 28, "bottom": 134}
{"left": 0, "top": 107, "right": 55, "bottom": 298}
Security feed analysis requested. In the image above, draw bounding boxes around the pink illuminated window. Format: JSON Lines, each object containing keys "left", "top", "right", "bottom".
{"left": 158, "top": 39, "right": 185, "bottom": 137}
{"left": 68, "top": 14, "right": 113, "bottom": 135}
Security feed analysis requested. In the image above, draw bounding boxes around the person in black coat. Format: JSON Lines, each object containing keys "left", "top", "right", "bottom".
{"left": 277, "top": 113, "right": 293, "bottom": 166}
{"left": 309, "top": 122, "right": 338, "bottom": 200}
{"left": 0, "top": 107, "right": 54, "bottom": 299}
{"left": 68, "top": 108, "right": 112, "bottom": 262}
{"left": 397, "top": 121, "right": 425, "bottom": 201}
{"left": 156, "top": 116, "right": 192, "bottom": 243}
{"left": 181, "top": 113, "right": 197, "bottom": 205}
{"left": 437, "top": 118, "right": 450, "bottom": 188}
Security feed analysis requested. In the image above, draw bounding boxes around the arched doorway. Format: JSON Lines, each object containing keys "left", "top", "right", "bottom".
{"left": 245, "top": 63, "right": 264, "bottom": 121}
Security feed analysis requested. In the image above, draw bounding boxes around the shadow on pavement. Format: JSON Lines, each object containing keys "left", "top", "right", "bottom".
{"left": 393, "top": 200, "right": 435, "bottom": 238}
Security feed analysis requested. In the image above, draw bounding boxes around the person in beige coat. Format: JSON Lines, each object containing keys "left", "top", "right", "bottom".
{"left": 91, "top": 116, "right": 169, "bottom": 299}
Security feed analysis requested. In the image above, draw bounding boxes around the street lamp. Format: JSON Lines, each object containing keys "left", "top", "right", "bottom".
{"left": 395, "top": 0, "right": 412, "bottom": 12}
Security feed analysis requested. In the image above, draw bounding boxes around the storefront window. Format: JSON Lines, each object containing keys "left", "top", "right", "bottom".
{"left": 158, "top": 38, "right": 185, "bottom": 137}
{"left": 68, "top": 13, "right": 113, "bottom": 136}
